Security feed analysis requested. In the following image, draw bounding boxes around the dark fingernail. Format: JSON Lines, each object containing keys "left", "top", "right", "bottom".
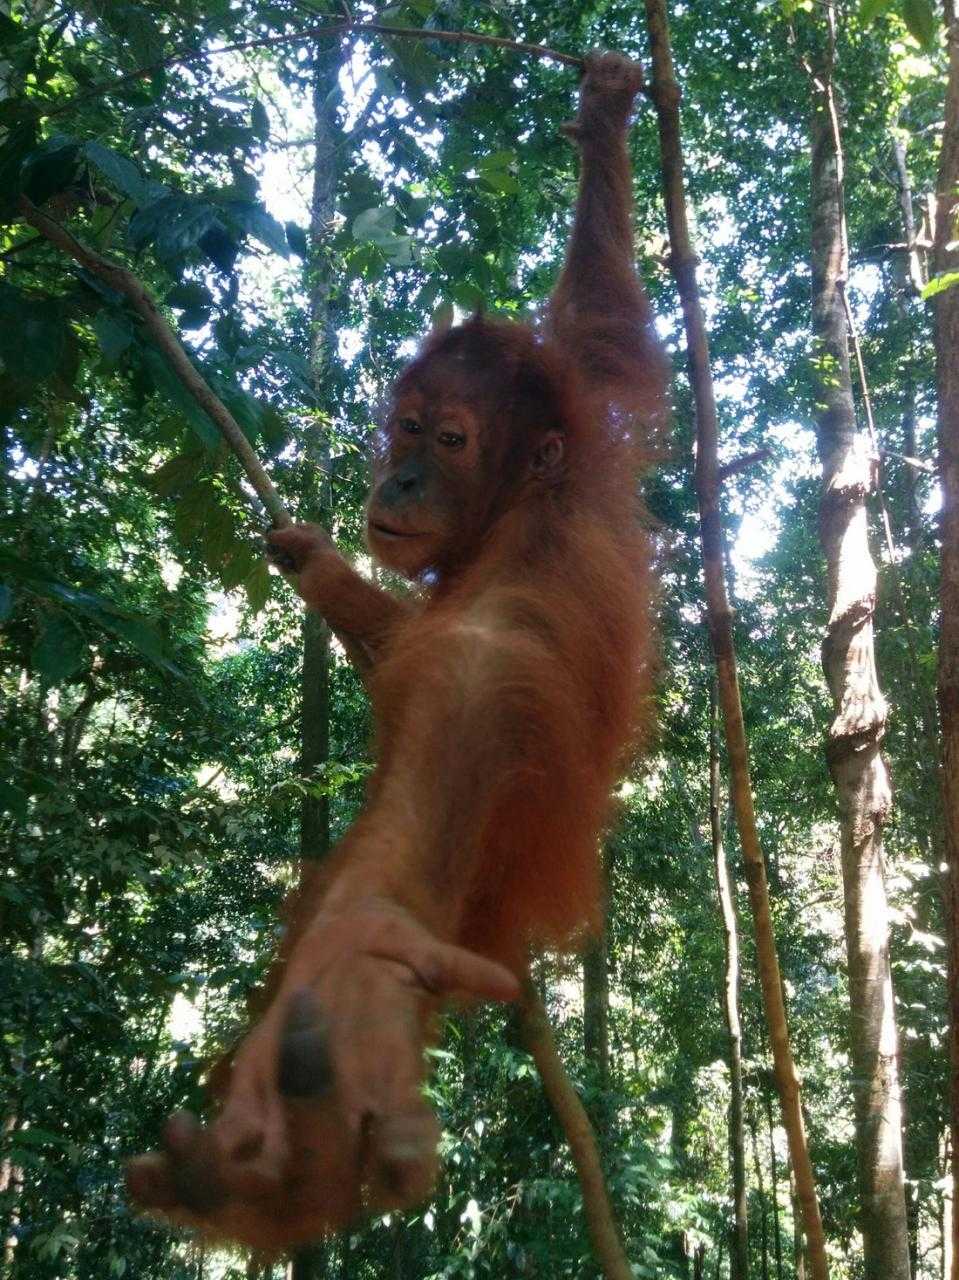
{"left": 278, "top": 991, "right": 334, "bottom": 1100}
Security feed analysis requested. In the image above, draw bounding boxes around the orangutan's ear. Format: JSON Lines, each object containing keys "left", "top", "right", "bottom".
{"left": 530, "top": 432, "right": 565, "bottom": 477}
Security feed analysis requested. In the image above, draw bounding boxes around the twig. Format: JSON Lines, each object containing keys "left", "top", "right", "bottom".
{"left": 519, "top": 983, "right": 633, "bottom": 1280}
{"left": 0, "top": 234, "right": 43, "bottom": 262}
{"left": 17, "top": 196, "right": 291, "bottom": 529}
{"left": 718, "top": 447, "right": 771, "bottom": 481}
{"left": 879, "top": 448, "right": 935, "bottom": 474}
{"left": 45, "top": 17, "right": 582, "bottom": 120}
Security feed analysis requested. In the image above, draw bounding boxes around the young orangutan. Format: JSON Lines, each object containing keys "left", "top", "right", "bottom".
{"left": 127, "top": 50, "right": 667, "bottom": 1248}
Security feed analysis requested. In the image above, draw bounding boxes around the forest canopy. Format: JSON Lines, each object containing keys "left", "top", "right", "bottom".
{"left": 1, "top": 1, "right": 957, "bottom": 1278}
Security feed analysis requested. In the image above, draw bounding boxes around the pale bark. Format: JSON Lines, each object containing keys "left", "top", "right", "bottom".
{"left": 808, "top": 25, "right": 910, "bottom": 1278}
{"left": 641, "top": 2, "right": 829, "bottom": 1273}
{"left": 892, "top": 132, "right": 927, "bottom": 295}
{"left": 933, "top": 7, "right": 959, "bottom": 1279}
{"left": 710, "top": 681, "right": 749, "bottom": 1280}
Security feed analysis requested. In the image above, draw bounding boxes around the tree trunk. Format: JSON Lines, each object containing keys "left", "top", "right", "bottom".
{"left": 792, "top": 1170, "right": 807, "bottom": 1280}
{"left": 583, "top": 918, "right": 610, "bottom": 1093}
{"left": 709, "top": 680, "right": 749, "bottom": 1280}
{"left": 751, "top": 1111, "right": 770, "bottom": 1280}
{"left": 933, "top": 9, "right": 959, "bottom": 1280}
{"left": 641, "top": 3, "right": 829, "bottom": 1273}
{"left": 764, "top": 1083, "right": 784, "bottom": 1280}
{"left": 807, "top": 23, "right": 910, "bottom": 1279}
{"left": 290, "top": 38, "right": 343, "bottom": 1280}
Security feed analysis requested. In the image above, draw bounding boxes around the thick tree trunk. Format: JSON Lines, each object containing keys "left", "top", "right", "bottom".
{"left": 710, "top": 681, "right": 749, "bottom": 1280}
{"left": 933, "top": 9, "right": 959, "bottom": 1280}
{"left": 808, "top": 43, "right": 911, "bottom": 1280}
{"left": 642, "top": 3, "right": 829, "bottom": 1274}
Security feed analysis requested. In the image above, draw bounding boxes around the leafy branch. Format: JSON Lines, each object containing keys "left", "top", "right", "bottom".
{"left": 46, "top": 15, "right": 584, "bottom": 122}
{"left": 18, "top": 196, "right": 291, "bottom": 529}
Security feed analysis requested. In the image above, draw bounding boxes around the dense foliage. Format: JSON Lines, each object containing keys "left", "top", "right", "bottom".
{"left": 0, "top": 0, "right": 951, "bottom": 1276}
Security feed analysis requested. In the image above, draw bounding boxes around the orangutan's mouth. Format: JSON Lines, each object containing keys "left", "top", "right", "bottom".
{"left": 370, "top": 521, "right": 426, "bottom": 540}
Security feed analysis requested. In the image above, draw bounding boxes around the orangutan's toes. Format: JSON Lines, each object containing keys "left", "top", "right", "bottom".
{"left": 365, "top": 1111, "right": 440, "bottom": 1209}
{"left": 126, "top": 1152, "right": 180, "bottom": 1211}
{"left": 158, "top": 1111, "right": 229, "bottom": 1213}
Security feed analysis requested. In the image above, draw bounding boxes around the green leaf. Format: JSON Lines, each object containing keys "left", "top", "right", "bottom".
{"left": 0, "top": 122, "right": 38, "bottom": 222}
{"left": 165, "top": 281, "right": 213, "bottom": 311}
{"left": 32, "top": 613, "right": 87, "bottom": 684}
{"left": 173, "top": 480, "right": 216, "bottom": 544}
{"left": 218, "top": 382, "right": 264, "bottom": 442}
{"left": 84, "top": 141, "right": 151, "bottom": 206}
{"left": 901, "top": 0, "right": 938, "bottom": 46}
{"left": 352, "top": 206, "right": 412, "bottom": 265}
{"left": 220, "top": 542, "right": 258, "bottom": 592}
{"left": 92, "top": 310, "right": 134, "bottom": 361}
{"left": 0, "top": 584, "right": 12, "bottom": 620}
{"left": 100, "top": 613, "right": 164, "bottom": 662}
{"left": 286, "top": 221, "right": 308, "bottom": 258}
{"left": 353, "top": 205, "right": 395, "bottom": 242}
{"left": 921, "top": 271, "right": 959, "bottom": 300}
{"left": 478, "top": 170, "right": 520, "bottom": 195}
{"left": 199, "top": 223, "right": 239, "bottom": 274}
{"left": 0, "top": 285, "right": 67, "bottom": 382}
{"left": 20, "top": 135, "right": 81, "bottom": 205}
{"left": 0, "top": 780, "right": 28, "bottom": 820}
{"left": 109, "top": 6, "right": 165, "bottom": 66}
{"left": 251, "top": 99, "right": 270, "bottom": 141}
{"left": 140, "top": 345, "right": 219, "bottom": 448}
{"left": 128, "top": 196, "right": 219, "bottom": 259}
{"left": 201, "top": 501, "right": 238, "bottom": 570}
{"left": 227, "top": 201, "right": 289, "bottom": 257}
{"left": 148, "top": 449, "right": 209, "bottom": 498}
{"left": 859, "top": 0, "right": 895, "bottom": 22}
{"left": 452, "top": 280, "right": 485, "bottom": 311}
{"left": 244, "top": 559, "right": 271, "bottom": 614}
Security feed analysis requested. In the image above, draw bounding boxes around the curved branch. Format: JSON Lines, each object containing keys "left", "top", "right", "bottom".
{"left": 520, "top": 983, "right": 633, "bottom": 1280}
{"left": 47, "top": 17, "right": 582, "bottom": 120}
{"left": 18, "top": 196, "right": 292, "bottom": 529}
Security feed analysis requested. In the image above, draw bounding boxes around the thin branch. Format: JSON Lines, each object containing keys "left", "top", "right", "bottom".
{"left": 520, "top": 984, "right": 633, "bottom": 1280}
{"left": 45, "top": 17, "right": 582, "bottom": 120}
{"left": 718, "top": 447, "right": 771, "bottom": 481}
{"left": 18, "top": 196, "right": 291, "bottom": 529}
{"left": 879, "top": 448, "right": 935, "bottom": 474}
{"left": 0, "top": 234, "right": 43, "bottom": 262}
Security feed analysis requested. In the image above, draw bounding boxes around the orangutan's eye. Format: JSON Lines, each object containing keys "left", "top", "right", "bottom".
{"left": 398, "top": 417, "right": 421, "bottom": 434}
{"left": 438, "top": 430, "right": 466, "bottom": 449}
